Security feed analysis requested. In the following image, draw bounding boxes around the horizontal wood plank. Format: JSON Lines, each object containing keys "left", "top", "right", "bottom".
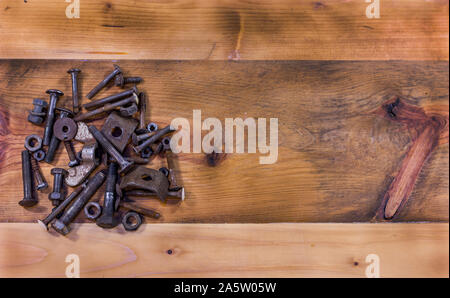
{"left": 0, "top": 223, "right": 447, "bottom": 277}
{"left": 0, "top": 0, "right": 448, "bottom": 60}
{"left": 0, "top": 60, "right": 448, "bottom": 223}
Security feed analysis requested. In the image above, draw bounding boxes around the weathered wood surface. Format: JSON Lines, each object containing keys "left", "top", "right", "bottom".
{"left": 0, "top": 223, "right": 447, "bottom": 278}
{"left": 0, "top": 0, "right": 448, "bottom": 60}
{"left": 0, "top": 60, "right": 448, "bottom": 223}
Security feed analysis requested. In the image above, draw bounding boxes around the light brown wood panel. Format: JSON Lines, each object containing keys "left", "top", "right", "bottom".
{"left": 0, "top": 0, "right": 448, "bottom": 60}
{"left": 0, "top": 60, "right": 448, "bottom": 223}
{"left": 0, "top": 223, "right": 447, "bottom": 277}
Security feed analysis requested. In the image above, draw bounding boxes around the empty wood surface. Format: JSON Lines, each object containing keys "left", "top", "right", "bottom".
{"left": 0, "top": 0, "right": 448, "bottom": 60}
{"left": 0, "top": 223, "right": 447, "bottom": 277}
{"left": 0, "top": 60, "right": 448, "bottom": 223}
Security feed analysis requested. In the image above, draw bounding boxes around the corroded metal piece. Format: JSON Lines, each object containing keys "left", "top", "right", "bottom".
{"left": 86, "top": 64, "right": 121, "bottom": 99}
{"left": 89, "top": 125, "right": 134, "bottom": 173}
{"left": 65, "top": 142, "right": 101, "bottom": 187}
{"left": 74, "top": 122, "right": 95, "bottom": 143}
{"left": 84, "top": 202, "right": 102, "bottom": 220}
{"left": 96, "top": 162, "right": 121, "bottom": 228}
{"left": 119, "top": 166, "right": 169, "bottom": 201}
{"left": 100, "top": 112, "right": 138, "bottom": 153}
{"left": 83, "top": 87, "right": 137, "bottom": 110}
{"left": 28, "top": 98, "right": 47, "bottom": 125}
{"left": 52, "top": 171, "right": 106, "bottom": 235}
{"left": 38, "top": 184, "right": 85, "bottom": 231}
{"left": 133, "top": 125, "right": 174, "bottom": 153}
{"left": 31, "top": 156, "right": 47, "bottom": 191}
{"left": 39, "top": 185, "right": 84, "bottom": 230}
{"left": 68, "top": 68, "right": 81, "bottom": 114}
{"left": 49, "top": 168, "right": 68, "bottom": 206}
{"left": 43, "top": 89, "right": 64, "bottom": 146}
{"left": 19, "top": 150, "right": 38, "bottom": 207}
{"left": 74, "top": 94, "right": 138, "bottom": 122}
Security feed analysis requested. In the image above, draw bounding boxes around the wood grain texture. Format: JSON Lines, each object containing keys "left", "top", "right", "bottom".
{"left": 0, "top": 0, "right": 448, "bottom": 60}
{"left": 0, "top": 223, "right": 447, "bottom": 277}
{"left": 0, "top": 60, "right": 448, "bottom": 223}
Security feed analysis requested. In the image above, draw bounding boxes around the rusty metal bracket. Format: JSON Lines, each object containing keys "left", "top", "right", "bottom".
{"left": 101, "top": 111, "right": 138, "bottom": 153}
{"left": 119, "top": 166, "right": 169, "bottom": 201}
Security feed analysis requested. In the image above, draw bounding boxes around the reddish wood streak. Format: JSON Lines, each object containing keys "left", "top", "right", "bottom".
{"left": 375, "top": 97, "right": 449, "bottom": 220}
{"left": 0, "top": 108, "right": 10, "bottom": 136}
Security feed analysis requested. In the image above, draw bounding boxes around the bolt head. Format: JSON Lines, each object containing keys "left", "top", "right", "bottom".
{"left": 37, "top": 182, "right": 48, "bottom": 191}
{"left": 46, "top": 89, "right": 64, "bottom": 96}
{"left": 19, "top": 198, "right": 38, "bottom": 207}
{"left": 49, "top": 192, "right": 63, "bottom": 201}
{"left": 27, "top": 114, "right": 44, "bottom": 125}
{"left": 96, "top": 214, "right": 121, "bottom": 229}
{"left": 56, "top": 107, "right": 74, "bottom": 118}
{"left": 113, "top": 64, "right": 122, "bottom": 73}
{"left": 52, "top": 219, "right": 70, "bottom": 235}
{"left": 68, "top": 159, "right": 80, "bottom": 167}
{"left": 67, "top": 68, "right": 81, "bottom": 74}
{"left": 119, "top": 160, "right": 134, "bottom": 174}
{"left": 51, "top": 168, "right": 68, "bottom": 176}
{"left": 114, "top": 74, "right": 125, "bottom": 87}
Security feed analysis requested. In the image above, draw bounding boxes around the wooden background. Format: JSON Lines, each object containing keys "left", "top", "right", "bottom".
{"left": 0, "top": 0, "right": 448, "bottom": 277}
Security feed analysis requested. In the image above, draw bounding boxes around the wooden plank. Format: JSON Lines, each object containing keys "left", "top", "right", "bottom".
{"left": 0, "top": 60, "right": 448, "bottom": 223}
{"left": 0, "top": 223, "right": 447, "bottom": 277}
{"left": 0, "top": 0, "right": 447, "bottom": 60}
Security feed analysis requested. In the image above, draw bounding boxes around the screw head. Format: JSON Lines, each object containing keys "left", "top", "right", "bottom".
{"left": 19, "top": 198, "right": 38, "bottom": 207}
{"left": 52, "top": 219, "right": 70, "bottom": 235}
{"left": 56, "top": 107, "right": 74, "bottom": 118}
{"left": 46, "top": 89, "right": 64, "bottom": 96}
{"left": 67, "top": 68, "right": 81, "bottom": 74}
{"left": 114, "top": 74, "right": 125, "bottom": 87}
{"left": 37, "top": 181, "right": 48, "bottom": 190}
{"left": 51, "top": 168, "right": 68, "bottom": 176}
{"left": 49, "top": 192, "right": 63, "bottom": 201}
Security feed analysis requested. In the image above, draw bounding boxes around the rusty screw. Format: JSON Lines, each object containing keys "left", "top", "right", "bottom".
{"left": 74, "top": 94, "right": 138, "bottom": 122}
{"left": 68, "top": 68, "right": 81, "bottom": 114}
{"left": 120, "top": 201, "right": 161, "bottom": 219}
{"left": 83, "top": 87, "right": 137, "bottom": 111}
{"left": 19, "top": 150, "right": 38, "bottom": 207}
{"left": 28, "top": 98, "right": 47, "bottom": 125}
{"left": 31, "top": 155, "right": 48, "bottom": 191}
{"left": 43, "top": 89, "right": 64, "bottom": 146}
{"left": 49, "top": 168, "right": 68, "bottom": 206}
{"left": 52, "top": 170, "right": 106, "bottom": 235}
{"left": 86, "top": 64, "right": 121, "bottom": 99}
{"left": 114, "top": 73, "right": 142, "bottom": 88}
{"left": 37, "top": 184, "right": 85, "bottom": 230}
{"left": 88, "top": 125, "right": 134, "bottom": 173}
{"left": 96, "top": 162, "right": 121, "bottom": 228}
{"left": 133, "top": 125, "right": 174, "bottom": 153}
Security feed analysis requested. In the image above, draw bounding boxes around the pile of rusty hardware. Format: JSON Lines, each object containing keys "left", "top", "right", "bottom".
{"left": 20, "top": 65, "right": 184, "bottom": 235}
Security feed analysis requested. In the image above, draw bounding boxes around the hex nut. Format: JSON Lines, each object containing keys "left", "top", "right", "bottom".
{"left": 84, "top": 202, "right": 102, "bottom": 220}
{"left": 122, "top": 211, "right": 142, "bottom": 231}
{"left": 33, "top": 150, "right": 46, "bottom": 162}
{"left": 140, "top": 146, "right": 153, "bottom": 158}
{"left": 24, "top": 135, "right": 43, "bottom": 152}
